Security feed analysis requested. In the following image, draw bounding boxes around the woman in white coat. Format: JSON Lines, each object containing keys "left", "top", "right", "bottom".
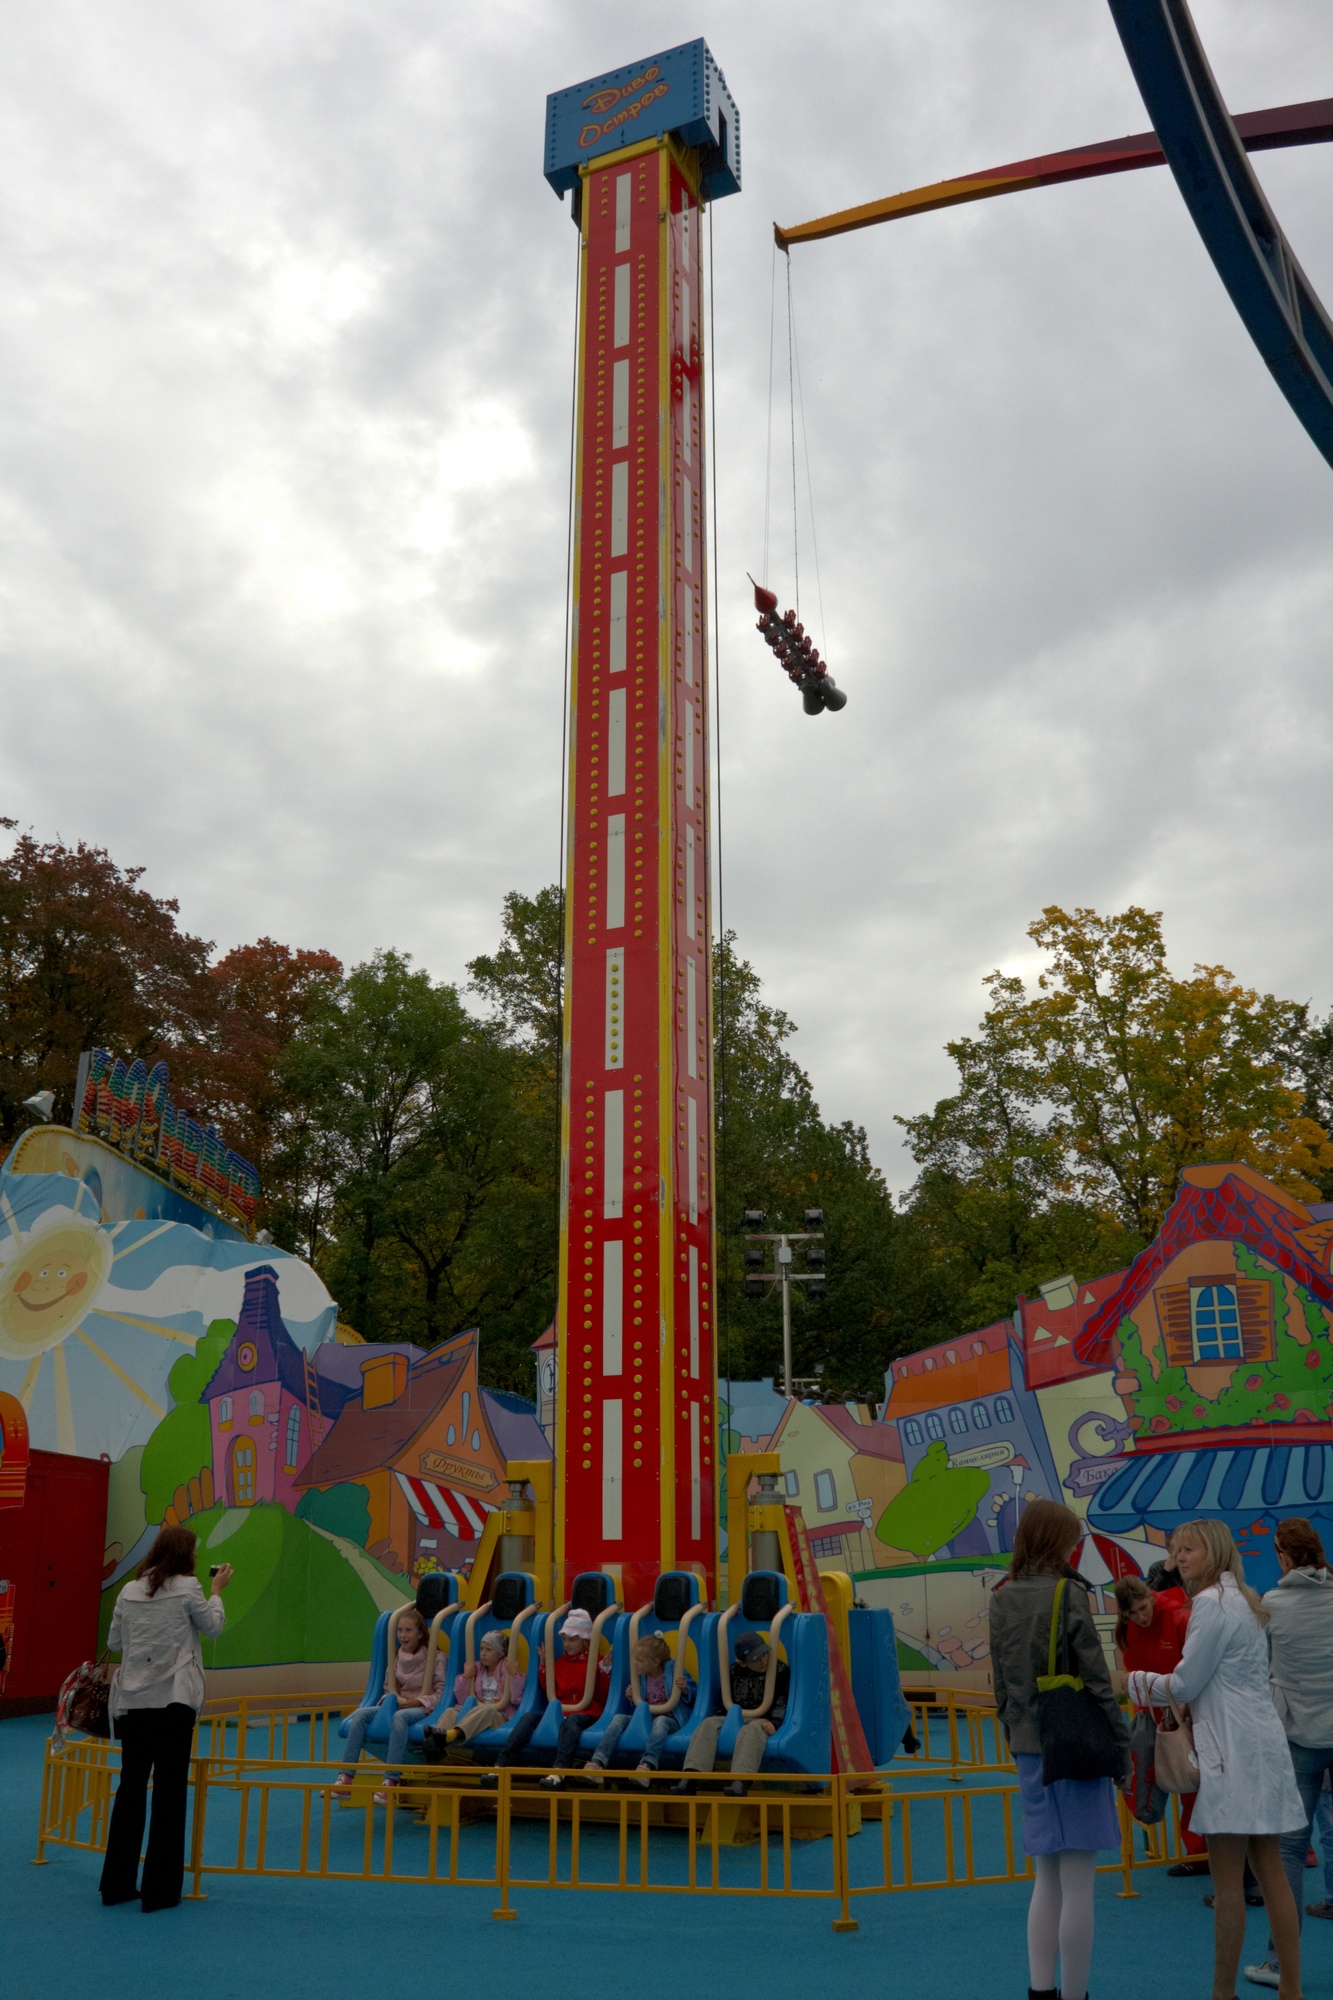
{"left": 100, "top": 1525, "right": 230, "bottom": 1912}
{"left": 1127, "top": 1518, "right": 1304, "bottom": 2000}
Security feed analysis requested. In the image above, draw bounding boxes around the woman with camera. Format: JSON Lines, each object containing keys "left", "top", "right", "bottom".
{"left": 99, "top": 1525, "right": 230, "bottom": 1913}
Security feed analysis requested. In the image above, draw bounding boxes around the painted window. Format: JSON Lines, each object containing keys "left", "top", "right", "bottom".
{"left": 446, "top": 1425, "right": 456, "bottom": 1446}
{"left": 901, "top": 1419, "right": 923, "bottom": 1446}
{"left": 218, "top": 1397, "right": 232, "bottom": 1424}
{"left": 925, "top": 1412, "right": 945, "bottom": 1442}
{"left": 994, "top": 1396, "right": 1015, "bottom": 1424}
{"left": 1191, "top": 1283, "right": 1244, "bottom": 1362}
{"left": 814, "top": 1470, "right": 837, "bottom": 1511}
{"left": 470, "top": 1429, "right": 481, "bottom": 1451}
{"left": 285, "top": 1405, "right": 301, "bottom": 1467}
{"left": 783, "top": 1470, "right": 799, "bottom": 1496}
{"left": 948, "top": 1406, "right": 968, "bottom": 1434}
{"left": 971, "top": 1402, "right": 991, "bottom": 1430}
{"left": 811, "top": 1534, "right": 844, "bottom": 1558}
{"left": 249, "top": 1389, "right": 265, "bottom": 1418}
{"left": 460, "top": 1391, "right": 471, "bottom": 1436}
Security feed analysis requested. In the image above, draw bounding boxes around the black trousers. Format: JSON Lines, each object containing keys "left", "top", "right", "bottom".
{"left": 494, "top": 1704, "right": 585, "bottom": 1768}
{"left": 100, "top": 1703, "right": 197, "bottom": 1910}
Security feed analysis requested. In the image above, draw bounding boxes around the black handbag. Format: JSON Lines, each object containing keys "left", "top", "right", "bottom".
{"left": 1036, "top": 1578, "right": 1124, "bottom": 1786}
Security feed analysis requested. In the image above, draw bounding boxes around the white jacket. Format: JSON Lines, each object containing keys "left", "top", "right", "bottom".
{"left": 1129, "top": 1572, "right": 1303, "bottom": 1836}
{"left": 1264, "top": 1567, "right": 1333, "bottom": 1748}
{"left": 108, "top": 1573, "right": 225, "bottom": 1719}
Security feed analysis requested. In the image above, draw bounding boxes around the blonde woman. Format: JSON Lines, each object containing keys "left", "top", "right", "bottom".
{"left": 1127, "top": 1518, "right": 1305, "bottom": 2000}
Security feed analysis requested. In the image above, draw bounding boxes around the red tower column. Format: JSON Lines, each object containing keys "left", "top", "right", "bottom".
{"left": 555, "top": 137, "right": 717, "bottom": 1606}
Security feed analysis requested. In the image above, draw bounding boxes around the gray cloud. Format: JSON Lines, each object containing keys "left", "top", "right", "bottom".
{"left": 2, "top": 1, "right": 1330, "bottom": 1190}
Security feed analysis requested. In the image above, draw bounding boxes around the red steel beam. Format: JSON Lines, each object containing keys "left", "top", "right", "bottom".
{"left": 775, "top": 97, "right": 1332, "bottom": 249}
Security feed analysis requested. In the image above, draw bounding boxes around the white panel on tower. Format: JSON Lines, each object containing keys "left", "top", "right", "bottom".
{"left": 603, "top": 1090, "right": 623, "bottom": 1220}
{"left": 682, "top": 583, "right": 694, "bottom": 685}
{"left": 687, "top": 957, "right": 697, "bottom": 1079}
{"left": 690, "top": 1402, "right": 701, "bottom": 1540}
{"left": 682, "top": 477, "right": 692, "bottom": 571}
{"left": 609, "top": 570, "right": 627, "bottom": 674}
{"left": 682, "top": 373, "right": 691, "bottom": 465}
{"left": 607, "top": 814, "right": 625, "bottom": 929}
{"left": 615, "top": 174, "right": 631, "bottom": 253}
{"left": 603, "top": 1399, "right": 623, "bottom": 1539}
{"left": 612, "top": 359, "right": 629, "bottom": 450}
{"left": 610, "top": 462, "right": 628, "bottom": 558}
{"left": 608, "top": 689, "right": 626, "bottom": 795}
{"left": 614, "top": 264, "right": 630, "bottom": 348}
{"left": 684, "top": 824, "right": 696, "bottom": 939}
{"left": 603, "top": 1239, "right": 623, "bottom": 1374}
{"left": 687, "top": 1094, "right": 698, "bottom": 1225}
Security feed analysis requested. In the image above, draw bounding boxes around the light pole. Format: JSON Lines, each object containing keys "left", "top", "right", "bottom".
{"left": 741, "top": 1209, "right": 827, "bottom": 1398}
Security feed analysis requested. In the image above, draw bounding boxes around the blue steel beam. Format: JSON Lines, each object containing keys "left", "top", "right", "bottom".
{"left": 1107, "top": 0, "right": 1333, "bottom": 467}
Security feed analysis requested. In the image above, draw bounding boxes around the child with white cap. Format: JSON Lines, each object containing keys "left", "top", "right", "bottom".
{"left": 483, "top": 1605, "right": 611, "bottom": 1789}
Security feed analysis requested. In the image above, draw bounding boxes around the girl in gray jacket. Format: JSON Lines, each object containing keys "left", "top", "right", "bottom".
{"left": 989, "top": 1497, "right": 1128, "bottom": 2000}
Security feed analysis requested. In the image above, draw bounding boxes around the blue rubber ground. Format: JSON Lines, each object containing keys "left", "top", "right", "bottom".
{"left": 7, "top": 1714, "right": 1328, "bottom": 2000}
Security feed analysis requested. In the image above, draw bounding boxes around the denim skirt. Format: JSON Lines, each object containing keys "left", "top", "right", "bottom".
{"left": 1015, "top": 1752, "right": 1121, "bottom": 1855}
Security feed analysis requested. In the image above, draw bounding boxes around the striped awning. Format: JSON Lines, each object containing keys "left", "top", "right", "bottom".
{"left": 395, "top": 1472, "right": 497, "bottom": 1541}
{"left": 1089, "top": 1442, "right": 1333, "bottom": 1534}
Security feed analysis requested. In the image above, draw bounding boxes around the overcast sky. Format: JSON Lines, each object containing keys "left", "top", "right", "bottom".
{"left": 3, "top": 2, "right": 1330, "bottom": 1191}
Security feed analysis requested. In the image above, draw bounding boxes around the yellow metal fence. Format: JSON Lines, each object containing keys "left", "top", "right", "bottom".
{"left": 32, "top": 1691, "right": 1194, "bottom": 1932}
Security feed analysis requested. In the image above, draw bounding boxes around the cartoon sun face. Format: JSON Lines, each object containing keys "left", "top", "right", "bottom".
{"left": 0, "top": 1224, "right": 111, "bottom": 1360}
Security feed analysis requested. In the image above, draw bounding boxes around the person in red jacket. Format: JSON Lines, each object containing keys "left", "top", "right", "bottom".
{"left": 486, "top": 1607, "right": 611, "bottom": 1789}
{"left": 1115, "top": 1574, "right": 1208, "bottom": 1872}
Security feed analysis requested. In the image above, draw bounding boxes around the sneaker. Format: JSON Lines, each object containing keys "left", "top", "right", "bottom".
{"left": 1242, "top": 1967, "right": 1280, "bottom": 1989}
{"left": 671, "top": 1777, "right": 697, "bottom": 1796}
{"left": 540, "top": 1773, "right": 563, "bottom": 1790}
{"left": 478, "top": 1772, "right": 499, "bottom": 1790}
{"left": 581, "top": 1764, "right": 605, "bottom": 1787}
{"left": 445, "top": 1728, "right": 463, "bottom": 1746}
{"left": 332, "top": 1773, "right": 354, "bottom": 1791}
{"left": 1307, "top": 1900, "right": 1333, "bottom": 1919}
{"left": 1167, "top": 1860, "right": 1209, "bottom": 1876}
{"left": 373, "top": 1787, "right": 392, "bottom": 1805}
{"left": 631, "top": 1767, "right": 653, "bottom": 1790}
{"left": 724, "top": 1780, "right": 747, "bottom": 1799}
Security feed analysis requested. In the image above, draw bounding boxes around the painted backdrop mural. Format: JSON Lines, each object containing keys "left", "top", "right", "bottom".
{"left": 0, "top": 1062, "right": 549, "bottom": 1685}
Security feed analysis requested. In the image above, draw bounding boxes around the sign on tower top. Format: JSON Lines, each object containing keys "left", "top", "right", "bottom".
{"left": 544, "top": 38, "right": 740, "bottom": 201}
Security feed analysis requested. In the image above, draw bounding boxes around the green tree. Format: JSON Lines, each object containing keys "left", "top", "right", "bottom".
{"left": 899, "top": 907, "right": 1333, "bottom": 1295}
{"left": 140, "top": 1318, "right": 234, "bottom": 1524}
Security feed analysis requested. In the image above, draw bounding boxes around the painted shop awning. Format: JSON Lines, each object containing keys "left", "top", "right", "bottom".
{"left": 394, "top": 1472, "right": 497, "bottom": 1541}
{"left": 1089, "top": 1442, "right": 1333, "bottom": 1536}
{"left": 1070, "top": 1529, "right": 1151, "bottom": 1584}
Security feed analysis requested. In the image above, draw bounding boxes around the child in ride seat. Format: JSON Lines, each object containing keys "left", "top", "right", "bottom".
{"left": 582, "top": 1632, "right": 696, "bottom": 1789}
{"left": 673, "top": 1628, "right": 789, "bottom": 1798}
{"left": 484, "top": 1606, "right": 611, "bottom": 1789}
{"left": 425, "top": 1629, "right": 524, "bottom": 1751}
{"left": 335, "top": 1605, "right": 446, "bottom": 1804}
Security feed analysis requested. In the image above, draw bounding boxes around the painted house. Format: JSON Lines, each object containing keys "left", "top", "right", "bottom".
{"left": 883, "top": 1318, "right": 1062, "bottom": 1556}
{"left": 1017, "top": 1269, "right": 1140, "bottom": 1523}
{"left": 768, "top": 1399, "right": 908, "bottom": 1571}
{"left": 294, "top": 1327, "right": 549, "bottom": 1579}
{"left": 204, "top": 1266, "right": 354, "bottom": 1512}
{"left": 1078, "top": 1163, "right": 1333, "bottom": 1591}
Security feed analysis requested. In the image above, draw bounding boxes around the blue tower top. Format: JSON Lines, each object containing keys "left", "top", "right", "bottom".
{"left": 545, "top": 38, "right": 740, "bottom": 201}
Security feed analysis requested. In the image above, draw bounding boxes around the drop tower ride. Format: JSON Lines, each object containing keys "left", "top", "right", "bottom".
{"left": 543, "top": 44, "right": 741, "bottom": 1604}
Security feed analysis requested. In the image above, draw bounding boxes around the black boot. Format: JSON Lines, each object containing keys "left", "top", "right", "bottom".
{"left": 1028, "top": 1989, "right": 1059, "bottom": 2000}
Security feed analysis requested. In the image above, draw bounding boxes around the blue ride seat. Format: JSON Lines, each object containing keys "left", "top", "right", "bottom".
{"left": 848, "top": 1605, "right": 909, "bottom": 1765}
{"left": 519, "top": 1570, "right": 626, "bottom": 1762}
{"left": 338, "top": 1572, "right": 465, "bottom": 1755}
{"left": 605, "top": 1570, "right": 707, "bottom": 1767}
{"left": 447, "top": 1571, "right": 543, "bottom": 1757}
{"left": 710, "top": 1570, "right": 831, "bottom": 1776}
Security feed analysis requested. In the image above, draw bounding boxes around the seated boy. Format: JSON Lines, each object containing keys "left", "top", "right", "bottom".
{"left": 673, "top": 1628, "right": 789, "bottom": 1797}
{"left": 482, "top": 1606, "right": 611, "bottom": 1789}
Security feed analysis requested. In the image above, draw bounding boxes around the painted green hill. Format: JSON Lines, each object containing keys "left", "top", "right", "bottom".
{"left": 100, "top": 1502, "right": 411, "bottom": 1667}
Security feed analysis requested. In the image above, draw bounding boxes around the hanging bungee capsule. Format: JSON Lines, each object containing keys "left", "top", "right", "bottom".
{"left": 751, "top": 582, "right": 847, "bottom": 713}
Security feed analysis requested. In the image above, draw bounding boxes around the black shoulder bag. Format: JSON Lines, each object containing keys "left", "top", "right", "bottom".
{"left": 1036, "top": 1577, "right": 1123, "bottom": 1786}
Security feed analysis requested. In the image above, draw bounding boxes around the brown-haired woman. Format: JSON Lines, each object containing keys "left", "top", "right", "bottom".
{"left": 1247, "top": 1517, "right": 1333, "bottom": 1987}
{"left": 989, "top": 1497, "right": 1129, "bottom": 2000}
{"left": 1127, "top": 1518, "right": 1305, "bottom": 2000}
{"left": 100, "top": 1525, "right": 230, "bottom": 1912}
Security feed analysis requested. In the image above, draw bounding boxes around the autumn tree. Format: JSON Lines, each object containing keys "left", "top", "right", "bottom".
{"left": 0, "top": 826, "right": 215, "bottom": 1147}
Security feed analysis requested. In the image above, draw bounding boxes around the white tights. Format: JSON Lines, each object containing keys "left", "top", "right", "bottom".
{"left": 1026, "top": 1849, "right": 1096, "bottom": 2000}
